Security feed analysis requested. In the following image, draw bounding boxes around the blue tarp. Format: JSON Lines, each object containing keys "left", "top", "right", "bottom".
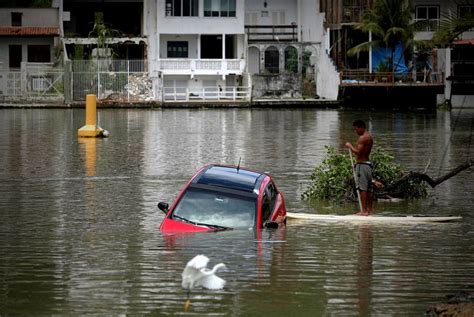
{"left": 371, "top": 43, "right": 408, "bottom": 74}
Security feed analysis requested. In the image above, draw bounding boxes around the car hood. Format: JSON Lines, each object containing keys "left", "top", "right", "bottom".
{"left": 160, "top": 217, "right": 214, "bottom": 233}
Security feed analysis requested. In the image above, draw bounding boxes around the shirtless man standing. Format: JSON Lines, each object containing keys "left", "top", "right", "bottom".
{"left": 345, "top": 120, "right": 374, "bottom": 216}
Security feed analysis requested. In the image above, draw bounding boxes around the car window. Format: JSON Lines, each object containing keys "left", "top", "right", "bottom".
{"left": 173, "top": 186, "right": 257, "bottom": 229}
{"left": 267, "top": 182, "right": 277, "bottom": 211}
{"left": 261, "top": 183, "right": 278, "bottom": 224}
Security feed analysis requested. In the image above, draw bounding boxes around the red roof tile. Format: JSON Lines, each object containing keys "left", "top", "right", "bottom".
{"left": 0, "top": 27, "right": 59, "bottom": 36}
{"left": 453, "top": 39, "right": 474, "bottom": 45}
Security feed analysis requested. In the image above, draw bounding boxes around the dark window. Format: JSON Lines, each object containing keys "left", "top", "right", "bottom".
{"left": 166, "top": 0, "right": 198, "bottom": 16}
{"left": 459, "top": 5, "right": 474, "bottom": 18}
{"left": 415, "top": 6, "right": 440, "bottom": 31}
{"left": 204, "top": 0, "right": 235, "bottom": 17}
{"left": 27, "top": 45, "right": 51, "bottom": 63}
{"left": 11, "top": 12, "right": 22, "bottom": 26}
{"left": 416, "top": 6, "right": 439, "bottom": 20}
{"left": 167, "top": 41, "right": 188, "bottom": 58}
{"left": 9, "top": 45, "right": 22, "bottom": 68}
{"left": 261, "top": 183, "right": 277, "bottom": 224}
{"left": 265, "top": 46, "right": 279, "bottom": 74}
{"left": 200, "top": 35, "right": 222, "bottom": 59}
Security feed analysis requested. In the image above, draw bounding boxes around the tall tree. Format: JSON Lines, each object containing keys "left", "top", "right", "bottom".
{"left": 348, "top": 0, "right": 417, "bottom": 72}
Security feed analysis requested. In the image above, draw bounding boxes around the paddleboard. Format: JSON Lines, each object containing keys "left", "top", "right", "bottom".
{"left": 287, "top": 212, "right": 462, "bottom": 223}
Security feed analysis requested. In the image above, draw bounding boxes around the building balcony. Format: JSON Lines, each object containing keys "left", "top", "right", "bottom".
{"left": 158, "top": 58, "right": 245, "bottom": 77}
{"left": 245, "top": 25, "right": 297, "bottom": 43}
{"left": 414, "top": 19, "right": 440, "bottom": 32}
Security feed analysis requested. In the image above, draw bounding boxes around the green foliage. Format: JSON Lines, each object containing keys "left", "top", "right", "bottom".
{"left": 347, "top": 0, "right": 427, "bottom": 72}
{"left": 301, "top": 50, "right": 312, "bottom": 78}
{"left": 72, "top": 45, "right": 85, "bottom": 60}
{"left": 285, "top": 47, "right": 298, "bottom": 74}
{"left": 302, "top": 145, "right": 427, "bottom": 202}
{"left": 432, "top": 4, "right": 474, "bottom": 46}
{"left": 88, "top": 12, "right": 121, "bottom": 56}
{"left": 301, "top": 146, "right": 353, "bottom": 202}
{"left": 376, "top": 60, "right": 392, "bottom": 73}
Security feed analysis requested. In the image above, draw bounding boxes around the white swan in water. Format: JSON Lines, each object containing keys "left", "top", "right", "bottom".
{"left": 182, "top": 255, "right": 226, "bottom": 290}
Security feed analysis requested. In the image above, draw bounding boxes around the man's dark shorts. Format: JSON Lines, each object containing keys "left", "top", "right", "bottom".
{"left": 355, "top": 162, "right": 373, "bottom": 192}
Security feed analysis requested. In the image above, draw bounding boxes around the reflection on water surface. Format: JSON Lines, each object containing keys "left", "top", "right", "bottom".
{"left": 0, "top": 108, "right": 473, "bottom": 315}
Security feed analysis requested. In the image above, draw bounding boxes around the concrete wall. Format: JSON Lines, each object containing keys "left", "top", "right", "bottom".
{"left": 244, "top": 0, "right": 297, "bottom": 25}
{"left": 0, "top": 8, "right": 59, "bottom": 68}
{"left": 451, "top": 95, "right": 474, "bottom": 108}
{"left": 160, "top": 34, "right": 199, "bottom": 58}
{"left": 299, "top": 0, "right": 324, "bottom": 43}
{"left": 0, "top": 8, "right": 59, "bottom": 27}
{"left": 252, "top": 73, "right": 302, "bottom": 99}
{"left": 315, "top": 42, "right": 340, "bottom": 100}
{"left": 0, "top": 38, "right": 56, "bottom": 68}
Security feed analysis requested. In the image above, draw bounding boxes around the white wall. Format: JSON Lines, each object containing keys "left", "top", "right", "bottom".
{"left": 156, "top": 0, "right": 245, "bottom": 34}
{"left": 316, "top": 43, "right": 340, "bottom": 100}
{"left": 0, "top": 38, "right": 55, "bottom": 68}
{"left": 160, "top": 34, "right": 199, "bottom": 58}
{"left": 299, "top": 0, "right": 324, "bottom": 43}
{"left": 0, "top": 8, "right": 59, "bottom": 27}
{"left": 244, "top": 0, "right": 297, "bottom": 25}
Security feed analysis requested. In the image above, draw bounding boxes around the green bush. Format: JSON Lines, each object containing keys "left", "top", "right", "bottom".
{"left": 302, "top": 145, "right": 427, "bottom": 202}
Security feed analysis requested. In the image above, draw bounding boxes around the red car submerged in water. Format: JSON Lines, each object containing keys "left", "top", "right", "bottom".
{"left": 158, "top": 164, "right": 287, "bottom": 232}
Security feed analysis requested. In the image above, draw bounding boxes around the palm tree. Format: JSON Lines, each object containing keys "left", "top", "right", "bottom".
{"left": 433, "top": 2, "right": 474, "bottom": 47}
{"left": 347, "top": 0, "right": 416, "bottom": 73}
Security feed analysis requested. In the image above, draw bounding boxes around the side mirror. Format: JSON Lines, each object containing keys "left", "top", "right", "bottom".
{"left": 157, "top": 202, "right": 169, "bottom": 214}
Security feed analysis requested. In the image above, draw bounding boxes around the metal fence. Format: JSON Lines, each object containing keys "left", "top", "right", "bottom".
{"left": 340, "top": 70, "right": 445, "bottom": 86}
{"left": 70, "top": 59, "right": 155, "bottom": 102}
{"left": 0, "top": 59, "right": 253, "bottom": 103}
{"left": 0, "top": 63, "right": 64, "bottom": 98}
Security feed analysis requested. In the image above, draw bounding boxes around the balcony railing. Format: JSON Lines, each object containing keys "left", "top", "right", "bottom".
{"left": 414, "top": 19, "right": 441, "bottom": 32}
{"left": 163, "top": 86, "right": 250, "bottom": 102}
{"left": 340, "top": 70, "right": 445, "bottom": 86}
{"left": 245, "top": 25, "right": 297, "bottom": 43}
{"left": 158, "top": 59, "right": 245, "bottom": 76}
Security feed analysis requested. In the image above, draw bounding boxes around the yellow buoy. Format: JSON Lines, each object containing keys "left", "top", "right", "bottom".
{"left": 78, "top": 94, "right": 109, "bottom": 137}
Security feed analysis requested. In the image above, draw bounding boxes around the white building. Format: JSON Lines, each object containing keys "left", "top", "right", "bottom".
{"left": 0, "top": 5, "right": 62, "bottom": 97}
{"left": 412, "top": 0, "right": 474, "bottom": 108}
{"left": 244, "top": 0, "right": 339, "bottom": 100}
{"left": 143, "top": 0, "right": 340, "bottom": 102}
{"left": 0, "top": 0, "right": 342, "bottom": 102}
{"left": 0, "top": 7, "right": 60, "bottom": 69}
{"left": 145, "top": 0, "right": 247, "bottom": 101}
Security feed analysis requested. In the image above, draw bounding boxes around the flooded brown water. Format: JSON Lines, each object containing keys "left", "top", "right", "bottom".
{"left": 0, "top": 108, "right": 473, "bottom": 315}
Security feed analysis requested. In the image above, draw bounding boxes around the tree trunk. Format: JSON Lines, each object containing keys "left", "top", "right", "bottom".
{"left": 382, "top": 159, "right": 473, "bottom": 193}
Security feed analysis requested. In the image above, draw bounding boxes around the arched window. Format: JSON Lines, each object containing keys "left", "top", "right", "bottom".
{"left": 284, "top": 46, "right": 298, "bottom": 73}
{"left": 264, "top": 46, "right": 279, "bottom": 74}
{"left": 248, "top": 46, "right": 260, "bottom": 74}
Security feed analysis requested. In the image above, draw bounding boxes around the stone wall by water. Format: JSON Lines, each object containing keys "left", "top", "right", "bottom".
{"left": 251, "top": 73, "right": 302, "bottom": 99}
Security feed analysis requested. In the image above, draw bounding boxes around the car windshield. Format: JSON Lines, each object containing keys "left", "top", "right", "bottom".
{"left": 172, "top": 185, "right": 257, "bottom": 229}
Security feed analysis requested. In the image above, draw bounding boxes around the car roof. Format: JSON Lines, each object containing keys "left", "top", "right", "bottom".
{"left": 193, "top": 165, "right": 266, "bottom": 193}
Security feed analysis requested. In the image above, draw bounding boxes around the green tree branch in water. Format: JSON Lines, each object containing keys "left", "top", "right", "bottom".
{"left": 302, "top": 145, "right": 428, "bottom": 202}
